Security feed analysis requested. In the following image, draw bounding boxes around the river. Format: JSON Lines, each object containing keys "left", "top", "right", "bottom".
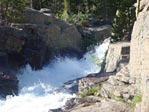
{"left": 0, "top": 39, "right": 109, "bottom": 112}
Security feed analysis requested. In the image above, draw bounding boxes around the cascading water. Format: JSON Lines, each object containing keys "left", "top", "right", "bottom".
{"left": 0, "top": 39, "right": 109, "bottom": 112}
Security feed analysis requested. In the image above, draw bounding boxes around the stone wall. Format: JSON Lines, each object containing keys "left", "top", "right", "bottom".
{"left": 129, "top": 0, "right": 149, "bottom": 111}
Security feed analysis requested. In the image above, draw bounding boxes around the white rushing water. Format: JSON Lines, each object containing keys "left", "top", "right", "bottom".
{"left": 0, "top": 39, "right": 109, "bottom": 112}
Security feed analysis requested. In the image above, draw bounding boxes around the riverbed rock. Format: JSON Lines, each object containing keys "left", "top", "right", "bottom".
{"left": 61, "top": 75, "right": 109, "bottom": 94}
{"left": 78, "top": 76, "right": 109, "bottom": 94}
{"left": 49, "top": 108, "right": 63, "bottom": 112}
{"left": 0, "top": 72, "right": 18, "bottom": 98}
{"left": 69, "top": 99, "right": 132, "bottom": 112}
{"left": 58, "top": 97, "right": 132, "bottom": 112}
{"left": 52, "top": 68, "right": 136, "bottom": 112}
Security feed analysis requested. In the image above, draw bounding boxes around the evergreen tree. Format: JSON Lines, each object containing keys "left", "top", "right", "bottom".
{"left": 0, "top": 0, "right": 29, "bottom": 25}
{"left": 8, "top": 0, "right": 29, "bottom": 23}
{"left": 61, "top": 0, "right": 69, "bottom": 21}
{"left": 111, "top": 0, "right": 136, "bottom": 42}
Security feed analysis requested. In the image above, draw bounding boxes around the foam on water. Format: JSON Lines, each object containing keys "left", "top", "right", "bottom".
{"left": 0, "top": 39, "right": 109, "bottom": 112}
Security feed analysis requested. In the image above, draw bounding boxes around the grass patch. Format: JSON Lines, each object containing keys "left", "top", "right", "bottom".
{"left": 130, "top": 96, "right": 142, "bottom": 108}
{"left": 81, "top": 86, "right": 101, "bottom": 98}
{"left": 115, "top": 95, "right": 142, "bottom": 107}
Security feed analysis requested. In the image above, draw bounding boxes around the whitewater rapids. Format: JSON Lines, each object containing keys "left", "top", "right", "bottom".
{"left": 0, "top": 39, "right": 109, "bottom": 112}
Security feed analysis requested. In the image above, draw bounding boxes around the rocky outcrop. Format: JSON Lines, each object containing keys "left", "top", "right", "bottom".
{"left": 79, "top": 25, "right": 111, "bottom": 43}
{"left": 56, "top": 62, "right": 137, "bottom": 112}
{"left": 0, "top": 26, "right": 47, "bottom": 69}
{"left": 0, "top": 72, "right": 18, "bottom": 98}
{"left": 0, "top": 8, "right": 113, "bottom": 69}
{"left": 50, "top": 0, "right": 149, "bottom": 111}
{"left": 78, "top": 76, "right": 109, "bottom": 94}
{"left": 58, "top": 40, "right": 141, "bottom": 112}
{"left": 60, "top": 74, "right": 109, "bottom": 94}
{"left": 100, "top": 66, "right": 141, "bottom": 102}
{"left": 129, "top": 0, "right": 149, "bottom": 111}
{"left": 49, "top": 97, "right": 132, "bottom": 112}
{"left": 19, "top": 23, "right": 82, "bottom": 56}
{"left": 105, "top": 42, "right": 130, "bottom": 72}
{"left": 67, "top": 99, "right": 132, "bottom": 112}
{"left": 0, "top": 26, "right": 26, "bottom": 69}
{"left": 0, "top": 26, "right": 25, "bottom": 53}
{"left": 23, "top": 8, "right": 82, "bottom": 55}
{"left": 0, "top": 8, "right": 83, "bottom": 69}
{"left": 53, "top": 42, "right": 134, "bottom": 112}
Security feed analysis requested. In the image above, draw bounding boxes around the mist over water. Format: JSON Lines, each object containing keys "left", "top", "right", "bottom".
{"left": 0, "top": 39, "right": 109, "bottom": 112}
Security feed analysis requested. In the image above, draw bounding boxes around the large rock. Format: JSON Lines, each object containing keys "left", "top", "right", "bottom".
{"left": 4, "top": 8, "right": 83, "bottom": 69}
{"left": 0, "top": 26, "right": 25, "bottom": 53}
{"left": 23, "top": 8, "right": 82, "bottom": 55}
{"left": 129, "top": 0, "right": 149, "bottom": 111}
{"left": 0, "top": 26, "right": 27, "bottom": 69}
{"left": 0, "top": 72, "right": 18, "bottom": 98}
{"left": 0, "top": 26, "right": 49, "bottom": 69}
{"left": 60, "top": 74, "right": 110, "bottom": 94}
{"left": 69, "top": 99, "right": 132, "bottom": 112}
{"left": 0, "top": 52, "right": 8, "bottom": 71}
{"left": 78, "top": 76, "right": 109, "bottom": 94}
{"left": 22, "top": 39, "right": 48, "bottom": 69}
{"left": 100, "top": 66, "right": 140, "bottom": 102}
{"left": 51, "top": 97, "right": 132, "bottom": 112}
{"left": 79, "top": 25, "right": 111, "bottom": 44}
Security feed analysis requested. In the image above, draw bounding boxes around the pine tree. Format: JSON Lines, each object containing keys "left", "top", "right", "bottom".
{"left": 111, "top": 0, "right": 136, "bottom": 42}
{"left": 0, "top": 0, "right": 29, "bottom": 25}
{"left": 61, "top": 0, "right": 69, "bottom": 21}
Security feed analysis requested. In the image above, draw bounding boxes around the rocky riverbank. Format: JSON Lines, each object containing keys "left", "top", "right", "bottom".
{"left": 0, "top": 8, "right": 111, "bottom": 98}
{"left": 0, "top": 72, "right": 18, "bottom": 98}
{"left": 1, "top": 0, "right": 148, "bottom": 111}
{"left": 0, "top": 8, "right": 111, "bottom": 70}
{"left": 49, "top": 0, "right": 149, "bottom": 111}
{"left": 49, "top": 42, "right": 135, "bottom": 112}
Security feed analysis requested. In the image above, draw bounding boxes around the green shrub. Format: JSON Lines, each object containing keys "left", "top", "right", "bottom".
{"left": 131, "top": 96, "right": 142, "bottom": 108}
{"left": 81, "top": 86, "right": 101, "bottom": 98}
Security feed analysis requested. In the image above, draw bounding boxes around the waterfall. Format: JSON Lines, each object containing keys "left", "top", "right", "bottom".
{"left": 0, "top": 39, "right": 109, "bottom": 112}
